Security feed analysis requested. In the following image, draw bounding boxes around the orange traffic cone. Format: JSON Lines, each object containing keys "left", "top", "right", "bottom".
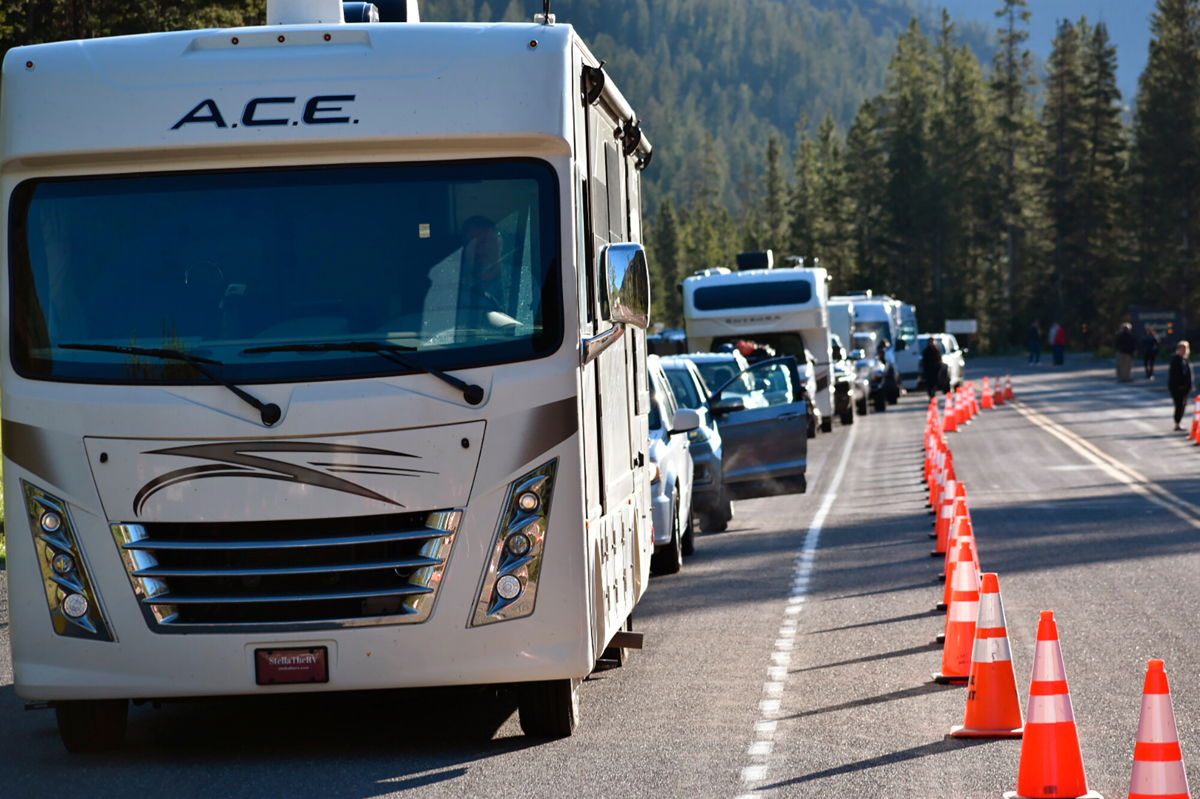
{"left": 1003, "top": 611, "right": 1102, "bottom": 799}
{"left": 1129, "top": 659, "right": 1190, "bottom": 799}
{"left": 995, "top": 377, "right": 1006, "bottom": 405}
{"left": 982, "top": 377, "right": 994, "bottom": 409}
{"left": 932, "top": 479, "right": 961, "bottom": 556}
{"left": 950, "top": 573, "right": 1023, "bottom": 738}
{"left": 1190, "top": 396, "right": 1200, "bottom": 443}
{"left": 933, "top": 540, "right": 979, "bottom": 684}
{"left": 1006, "top": 373, "right": 1015, "bottom": 400}
{"left": 944, "top": 393, "right": 958, "bottom": 433}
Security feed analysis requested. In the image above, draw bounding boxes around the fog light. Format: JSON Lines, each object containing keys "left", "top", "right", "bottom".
{"left": 51, "top": 553, "right": 75, "bottom": 575}
{"left": 40, "top": 511, "right": 63, "bottom": 533}
{"left": 495, "top": 574, "right": 522, "bottom": 600}
{"left": 61, "top": 592, "right": 89, "bottom": 619}
{"left": 505, "top": 532, "right": 532, "bottom": 557}
{"left": 517, "top": 491, "right": 540, "bottom": 512}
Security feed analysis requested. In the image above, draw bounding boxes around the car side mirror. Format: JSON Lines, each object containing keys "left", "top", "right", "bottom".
{"left": 669, "top": 407, "right": 701, "bottom": 435}
{"left": 709, "top": 395, "right": 746, "bottom": 415}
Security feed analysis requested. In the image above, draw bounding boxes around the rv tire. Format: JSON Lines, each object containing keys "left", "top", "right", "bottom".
{"left": 55, "top": 699, "right": 128, "bottom": 753}
{"left": 518, "top": 678, "right": 580, "bottom": 738}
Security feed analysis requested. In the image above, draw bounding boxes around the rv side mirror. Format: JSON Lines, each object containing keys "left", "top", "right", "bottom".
{"left": 709, "top": 395, "right": 745, "bottom": 415}
{"left": 602, "top": 243, "right": 650, "bottom": 330}
{"left": 669, "top": 407, "right": 701, "bottom": 435}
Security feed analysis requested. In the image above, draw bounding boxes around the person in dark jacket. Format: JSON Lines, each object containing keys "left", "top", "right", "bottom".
{"left": 1027, "top": 321, "right": 1042, "bottom": 364}
{"left": 1115, "top": 323, "right": 1136, "bottom": 382}
{"left": 920, "top": 337, "right": 944, "bottom": 398}
{"left": 1168, "top": 340, "right": 1193, "bottom": 431}
{"left": 1142, "top": 327, "right": 1161, "bottom": 379}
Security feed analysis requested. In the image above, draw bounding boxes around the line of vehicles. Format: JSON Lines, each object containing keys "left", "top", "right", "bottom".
{"left": 0, "top": 0, "right": 968, "bottom": 752}
{"left": 644, "top": 256, "right": 970, "bottom": 576}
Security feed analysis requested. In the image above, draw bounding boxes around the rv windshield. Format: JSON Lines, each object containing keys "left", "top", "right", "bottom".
{"left": 10, "top": 160, "right": 561, "bottom": 383}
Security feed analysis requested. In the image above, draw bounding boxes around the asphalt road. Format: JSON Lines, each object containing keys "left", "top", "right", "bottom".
{"left": 1, "top": 352, "right": 1198, "bottom": 798}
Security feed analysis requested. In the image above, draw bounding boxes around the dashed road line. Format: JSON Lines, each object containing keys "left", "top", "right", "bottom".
{"left": 734, "top": 421, "right": 860, "bottom": 799}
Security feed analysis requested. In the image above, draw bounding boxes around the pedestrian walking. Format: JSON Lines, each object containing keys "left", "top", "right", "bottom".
{"left": 1168, "top": 340, "right": 1193, "bottom": 431}
{"left": 1027, "top": 321, "right": 1042, "bottom": 364}
{"left": 1051, "top": 321, "right": 1067, "bottom": 365}
{"left": 1115, "top": 323, "right": 1136, "bottom": 382}
{"left": 1142, "top": 326, "right": 1161, "bottom": 379}
{"left": 920, "top": 336, "right": 944, "bottom": 398}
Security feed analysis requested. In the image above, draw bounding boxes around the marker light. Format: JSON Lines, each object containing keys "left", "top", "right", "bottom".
{"left": 51, "top": 553, "right": 75, "bottom": 575}
{"left": 40, "top": 511, "right": 63, "bottom": 533}
{"left": 495, "top": 575, "right": 522, "bottom": 601}
{"left": 517, "top": 491, "right": 540, "bottom": 513}
{"left": 61, "top": 593, "right": 90, "bottom": 619}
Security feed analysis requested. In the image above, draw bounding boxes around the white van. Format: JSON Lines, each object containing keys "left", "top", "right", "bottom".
{"left": 3, "top": 0, "right": 654, "bottom": 748}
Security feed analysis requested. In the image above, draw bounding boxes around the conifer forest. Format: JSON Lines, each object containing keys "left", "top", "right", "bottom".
{"left": 2, "top": 0, "right": 1197, "bottom": 350}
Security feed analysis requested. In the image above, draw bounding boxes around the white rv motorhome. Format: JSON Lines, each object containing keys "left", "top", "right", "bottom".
{"left": 833, "top": 292, "right": 921, "bottom": 392}
{"left": 682, "top": 265, "right": 834, "bottom": 432}
{"left": 2, "top": 0, "right": 655, "bottom": 749}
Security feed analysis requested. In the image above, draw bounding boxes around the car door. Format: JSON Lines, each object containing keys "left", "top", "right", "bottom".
{"left": 708, "top": 356, "right": 808, "bottom": 498}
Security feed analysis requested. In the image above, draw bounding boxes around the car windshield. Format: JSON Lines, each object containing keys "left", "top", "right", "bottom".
{"left": 663, "top": 367, "right": 703, "bottom": 409}
{"left": 10, "top": 160, "right": 561, "bottom": 383}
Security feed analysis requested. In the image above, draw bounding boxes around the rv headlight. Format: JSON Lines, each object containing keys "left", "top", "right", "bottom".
{"left": 61, "top": 592, "right": 90, "bottom": 619}
{"left": 471, "top": 460, "right": 557, "bottom": 626}
{"left": 495, "top": 575, "right": 523, "bottom": 601}
{"left": 505, "top": 532, "right": 533, "bottom": 557}
{"left": 22, "top": 482, "right": 112, "bottom": 641}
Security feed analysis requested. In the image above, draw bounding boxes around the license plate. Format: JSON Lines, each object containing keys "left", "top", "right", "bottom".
{"left": 255, "top": 646, "right": 328, "bottom": 685}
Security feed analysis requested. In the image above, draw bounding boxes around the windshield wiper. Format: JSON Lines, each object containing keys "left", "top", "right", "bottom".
{"left": 60, "top": 343, "right": 282, "bottom": 426}
{"left": 242, "top": 341, "right": 485, "bottom": 406}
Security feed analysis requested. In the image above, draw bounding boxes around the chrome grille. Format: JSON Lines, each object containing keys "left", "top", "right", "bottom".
{"left": 112, "top": 510, "right": 460, "bottom": 633}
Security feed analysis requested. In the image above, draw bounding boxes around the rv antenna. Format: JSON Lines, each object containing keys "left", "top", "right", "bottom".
{"left": 537, "top": 0, "right": 555, "bottom": 25}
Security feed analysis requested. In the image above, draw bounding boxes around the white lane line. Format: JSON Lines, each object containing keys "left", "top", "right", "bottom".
{"left": 1012, "top": 401, "right": 1200, "bottom": 530}
{"left": 735, "top": 421, "right": 860, "bottom": 798}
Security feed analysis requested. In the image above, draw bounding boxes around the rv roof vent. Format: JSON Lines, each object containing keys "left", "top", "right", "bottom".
{"left": 372, "top": 0, "right": 420, "bottom": 21}
{"left": 735, "top": 250, "right": 773, "bottom": 271}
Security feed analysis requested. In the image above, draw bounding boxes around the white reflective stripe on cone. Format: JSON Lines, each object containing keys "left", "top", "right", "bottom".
{"left": 977, "top": 595, "right": 1006, "bottom": 629}
{"left": 1031, "top": 640, "right": 1068, "bottom": 681}
{"left": 949, "top": 600, "right": 979, "bottom": 622}
{"left": 972, "top": 637, "right": 1012, "bottom": 663}
{"left": 1137, "top": 694, "right": 1181, "bottom": 743}
{"left": 1027, "top": 693, "right": 1076, "bottom": 724}
{"left": 1130, "top": 760, "right": 1189, "bottom": 795}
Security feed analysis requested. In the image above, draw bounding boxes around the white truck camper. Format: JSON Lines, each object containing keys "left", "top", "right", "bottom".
{"left": 682, "top": 265, "right": 835, "bottom": 433}
{"left": 2, "top": 0, "right": 656, "bottom": 749}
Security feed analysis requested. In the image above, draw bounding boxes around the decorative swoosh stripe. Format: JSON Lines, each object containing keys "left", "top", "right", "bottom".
{"left": 133, "top": 441, "right": 424, "bottom": 516}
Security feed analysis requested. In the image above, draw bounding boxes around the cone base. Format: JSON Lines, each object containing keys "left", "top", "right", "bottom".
{"left": 935, "top": 601, "right": 947, "bottom": 611}
{"left": 934, "top": 633, "right": 945, "bottom": 644}
{"left": 930, "top": 550, "right": 944, "bottom": 557}
{"left": 948, "top": 723, "right": 1022, "bottom": 738}
{"left": 932, "top": 671, "right": 969, "bottom": 685}
{"left": 998, "top": 787, "right": 1099, "bottom": 791}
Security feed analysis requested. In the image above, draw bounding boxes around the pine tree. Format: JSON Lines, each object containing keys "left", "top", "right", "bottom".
{"left": 1041, "top": 18, "right": 1088, "bottom": 326}
{"left": 989, "top": 0, "right": 1040, "bottom": 345}
{"left": 843, "top": 98, "right": 890, "bottom": 293}
{"left": 1131, "top": 0, "right": 1200, "bottom": 324}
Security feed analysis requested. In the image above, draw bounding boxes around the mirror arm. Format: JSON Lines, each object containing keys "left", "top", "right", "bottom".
{"left": 581, "top": 324, "right": 625, "bottom": 366}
